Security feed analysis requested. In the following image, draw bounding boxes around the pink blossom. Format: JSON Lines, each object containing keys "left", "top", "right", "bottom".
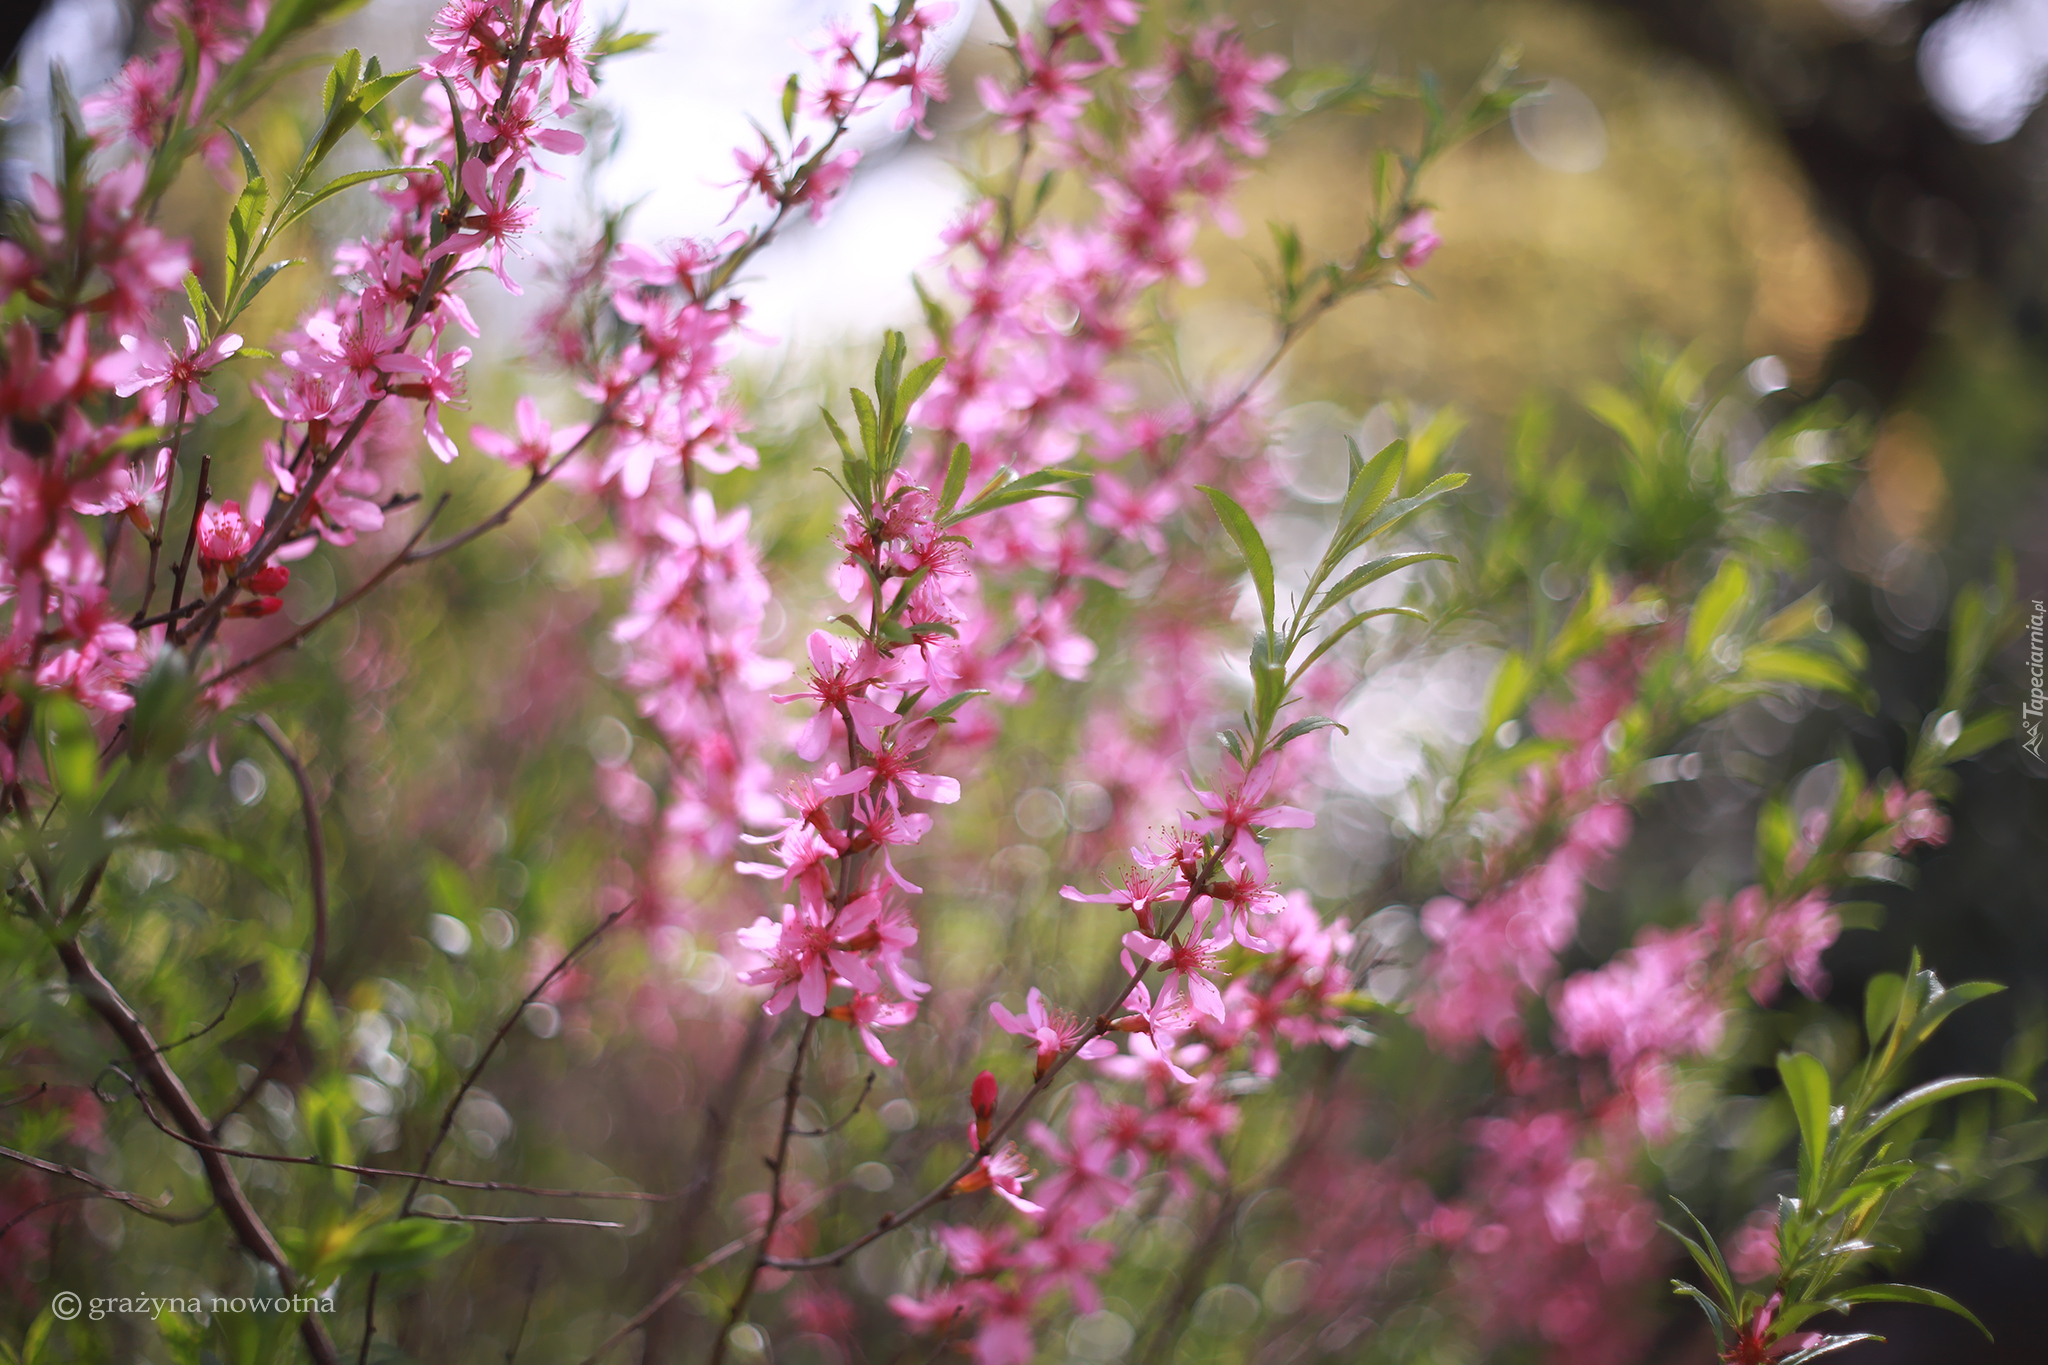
{"left": 989, "top": 988, "right": 1116, "bottom": 1077}
{"left": 113, "top": 319, "right": 242, "bottom": 423}
{"left": 470, "top": 396, "right": 585, "bottom": 470}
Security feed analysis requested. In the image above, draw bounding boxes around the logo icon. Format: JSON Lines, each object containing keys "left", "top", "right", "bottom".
{"left": 52, "top": 1290, "right": 82, "bottom": 1321}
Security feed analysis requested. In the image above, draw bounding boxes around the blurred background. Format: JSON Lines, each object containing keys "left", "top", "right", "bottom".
{"left": 6, "top": 0, "right": 2047, "bottom": 1359}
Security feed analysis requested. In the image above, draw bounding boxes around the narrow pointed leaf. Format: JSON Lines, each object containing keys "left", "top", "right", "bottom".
{"left": 1197, "top": 485, "right": 1275, "bottom": 636}
{"left": 278, "top": 165, "right": 435, "bottom": 231}
{"left": 938, "top": 442, "right": 971, "bottom": 519}
{"left": 1828, "top": 1284, "right": 1991, "bottom": 1338}
{"left": 1273, "top": 716, "right": 1346, "bottom": 749}
{"left": 1669, "top": 1282, "right": 1731, "bottom": 1348}
{"left": 1316, "top": 552, "right": 1455, "bottom": 616}
{"left": 1778, "top": 1052, "right": 1832, "bottom": 1206}
{"left": 1777, "top": 1335, "right": 1884, "bottom": 1364}
{"left": 1687, "top": 557, "right": 1750, "bottom": 663}
{"left": 1860, "top": 1076, "right": 2034, "bottom": 1147}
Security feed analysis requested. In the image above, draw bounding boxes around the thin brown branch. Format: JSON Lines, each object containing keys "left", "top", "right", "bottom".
{"left": 708, "top": 1014, "right": 818, "bottom": 1365}
{"left": 791, "top": 1071, "right": 874, "bottom": 1137}
{"left": 91, "top": 1083, "right": 668, "bottom": 1199}
{"left": 214, "top": 713, "right": 327, "bottom": 1128}
{"left": 164, "top": 447, "right": 210, "bottom": 626}
{"left": 575, "top": 1182, "right": 841, "bottom": 1365}
{"left": 199, "top": 494, "right": 450, "bottom": 689}
{"left": 412, "top": 1211, "right": 623, "bottom": 1228}
{"left": 49, "top": 935, "right": 340, "bottom": 1364}
{"left": 402, "top": 904, "right": 631, "bottom": 1214}
{"left": 154, "top": 974, "right": 240, "bottom": 1055}
{"left": 202, "top": 406, "right": 612, "bottom": 691}
{"left": 0, "top": 1142, "right": 202, "bottom": 1223}
{"left": 357, "top": 901, "right": 631, "bottom": 1364}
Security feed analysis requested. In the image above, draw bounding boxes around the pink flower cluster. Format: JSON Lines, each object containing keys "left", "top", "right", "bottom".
{"left": 0, "top": 1, "right": 268, "bottom": 750}
{"left": 0, "top": 0, "right": 607, "bottom": 775}
{"left": 906, "top": 2, "right": 1290, "bottom": 843}
{"left": 574, "top": 4, "right": 957, "bottom": 871}
{"left": 730, "top": 479, "right": 996, "bottom": 1058}
{"left": 891, "top": 756, "right": 1388, "bottom": 1363}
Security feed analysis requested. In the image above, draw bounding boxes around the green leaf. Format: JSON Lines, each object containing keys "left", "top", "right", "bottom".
{"left": 1861, "top": 1075, "right": 2034, "bottom": 1146}
{"left": 1403, "top": 405, "right": 1464, "bottom": 493}
{"left": 898, "top": 355, "right": 945, "bottom": 414}
{"left": 1669, "top": 1282, "right": 1731, "bottom": 1348}
{"left": 1273, "top": 716, "right": 1346, "bottom": 749}
{"left": 1356, "top": 470, "right": 1468, "bottom": 544}
{"left": 1777, "top": 1335, "right": 1884, "bottom": 1364}
{"left": 225, "top": 125, "right": 262, "bottom": 182}
{"left": 781, "top": 72, "right": 801, "bottom": 133}
{"left": 278, "top": 165, "right": 435, "bottom": 232}
{"left": 1482, "top": 651, "right": 1533, "bottom": 735}
{"left": 19, "top": 1305, "right": 52, "bottom": 1365}
{"left": 234, "top": 258, "right": 303, "bottom": 316}
{"left": 1583, "top": 381, "right": 1655, "bottom": 458}
{"left": 1337, "top": 439, "right": 1403, "bottom": 542}
{"left": 1864, "top": 973, "right": 1905, "bottom": 1047}
{"left": 1829, "top": 1285, "right": 1991, "bottom": 1339}
{"left": 850, "top": 386, "right": 880, "bottom": 461}
{"left": 225, "top": 174, "right": 269, "bottom": 280}
{"left": 1740, "top": 645, "right": 1869, "bottom": 705}
{"left": 1907, "top": 980, "right": 2005, "bottom": 1048}
{"left": 1778, "top": 1052, "right": 1832, "bottom": 1206}
{"left": 925, "top": 689, "right": 989, "bottom": 721}
{"left": 1942, "top": 710, "right": 2011, "bottom": 764}
{"left": 594, "top": 29, "right": 657, "bottom": 56}
{"left": 937, "top": 442, "right": 972, "bottom": 520}
{"left": 354, "top": 65, "right": 418, "bottom": 115}
{"left": 339, "top": 1217, "right": 473, "bottom": 1273}
{"left": 1687, "top": 557, "right": 1750, "bottom": 663}
{"left": 1288, "top": 607, "right": 1427, "bottom": 684}
{"left": 301, "top": 1087, "right": 356, "bottom": 1202}
{"left": 947, "top": 468, "right": 1087, "bottom": 524}
{"left": 38, "top": 693, "right": 101, "bottom": 807}
{"left": 1196, "top": 486, "right": 1276, "bottom": 637}
{"left": 1826, "top": 1161, "right": 1917, "bottom": 1218}
{"left": 183, "top": 272, "right": 211, "bottom": 336}
{"left": 1662, "top": 1199, "right": 1736, "bottom": 1305}
{"left": 1316, "top": 552, "right": 1455, "bottom": 617}
{"left": 990, "top": 0, "right": 1020, "bottom": 41}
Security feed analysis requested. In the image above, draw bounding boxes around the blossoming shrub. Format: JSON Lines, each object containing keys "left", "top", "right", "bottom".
{"left": 0, "top": 2, "right": 2040, "bottom": 1364}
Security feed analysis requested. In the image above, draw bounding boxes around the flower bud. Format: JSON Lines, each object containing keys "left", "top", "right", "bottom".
{"left": 246, "top": 563, "right": 290, "bottom": 594}
{"left": 227, "top": 596, "right": 284, "bottom": 618}
{"left": 969, "top": 1069, "right": 998, "bottom": 1145}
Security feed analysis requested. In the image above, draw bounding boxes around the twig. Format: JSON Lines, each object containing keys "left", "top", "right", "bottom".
{"left": 200, "top": 494, "right": 450, "bottom": 689}
{"left": 201, "top": 404, "right": 612, "bottom": 691}
{"left": 506, "top": 1265, "right": 542, "bottom": 1364}
{"left": 358, "top": 902, "right": 631, "bottom": 1364}
{"left": 0, "top": 1142, "right": 209, "bottom": 1224}
{"left": 575, "top": 1182, "right": 841, "bottom": 1365}
{"left": 164, "top": 448, "right": 211, "bottom": 627}
{"left": 0, "top": 1083, "right": 48, "bottom": 1109}
{"left": 708, "top": 1014, "right": 818, "bottom": 1365}
{"left": 214, "top": 713, "right": 326, "bottom": 1128}
{"left": 791, "top": 1071, "right": 874, "bottom": 1137}
{"left": 48, "top": 934, "right": 340, "bottom": 1364}
{"left": 154, "top": 975, "right": 240, "bottom": 1055}
{"left": 412, "top": 1212, "right": 623, "bottom": 1228}
{"left": 100, "top": 1084, "right": 666, "bottom": 1198}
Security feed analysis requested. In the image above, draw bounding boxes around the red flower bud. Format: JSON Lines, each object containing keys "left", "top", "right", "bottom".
{"left": 246, "top": 563, "right": 290, "bottom": 594}
{"left": 227, "top": 596, "right": 284, "bottom": 619}
{"left": 970, "top": 1070, "right": 998, "bottom": 1122}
